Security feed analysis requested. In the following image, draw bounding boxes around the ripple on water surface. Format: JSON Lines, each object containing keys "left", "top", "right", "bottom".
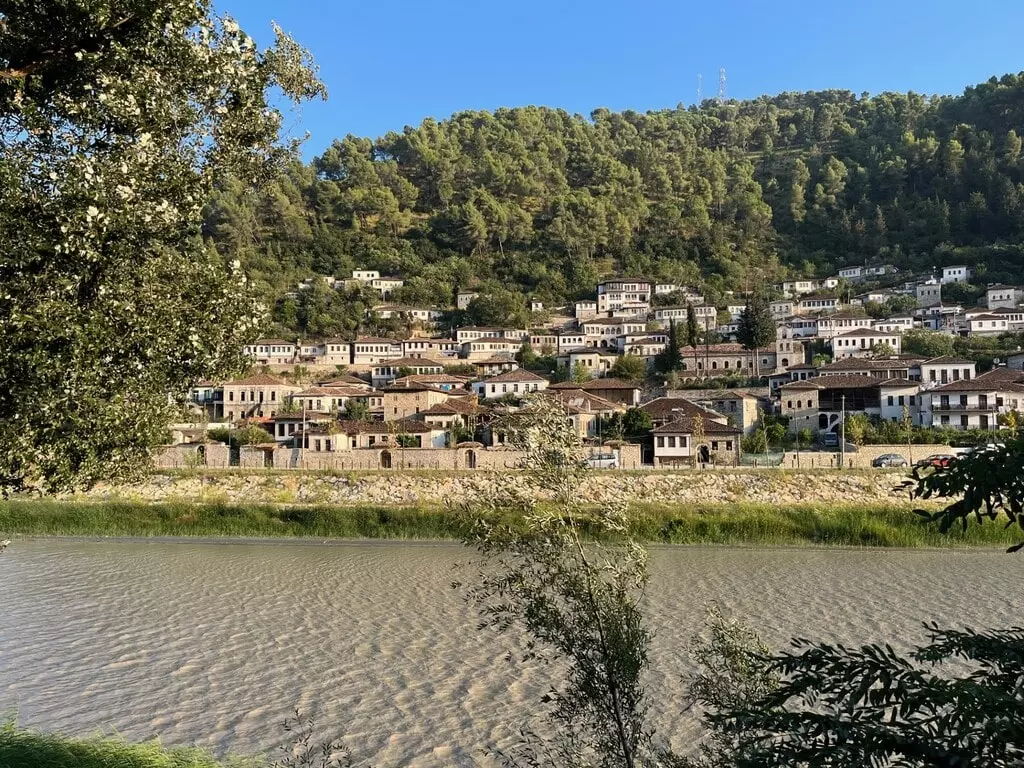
{"left": 0, "top": 540, "right": 1020, "bottom": 767}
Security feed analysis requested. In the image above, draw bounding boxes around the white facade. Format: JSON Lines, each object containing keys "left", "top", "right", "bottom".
{"left": 596, "top": 280, "right": 652, "bottom": 313}
{"left": 830, "top": 330, "right": 902, "bottom": 359}
{"left": 872, "top": 316, "right": 915, "bottom": 334}
{"left": 941, "top": 266, "right": 971, "bottom": 285}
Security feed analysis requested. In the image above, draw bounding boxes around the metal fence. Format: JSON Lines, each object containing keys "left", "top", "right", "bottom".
{"left": 739, "top": 451, "right": 786, "bottom": 468}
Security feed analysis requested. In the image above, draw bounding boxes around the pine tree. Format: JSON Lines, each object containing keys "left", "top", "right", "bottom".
{"left": 737, "top": 291, "right": 775, "bottom": 378}
{"left": 686, "top": 303, "right": 700, "bottom": 348}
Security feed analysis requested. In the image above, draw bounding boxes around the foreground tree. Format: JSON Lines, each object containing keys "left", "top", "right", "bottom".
{"left": 458, "top": 396, "right": 669, "bottom": 767}
{"left": 0, "top": 1, "right": 325, "bottom": 493}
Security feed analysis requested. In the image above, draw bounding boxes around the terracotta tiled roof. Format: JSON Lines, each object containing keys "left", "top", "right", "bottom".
{"left": 652, "top": 418, "right": 742, "bottom": 435}
{"left": 374, "top": 357, "right": 445, "bottom": 368}
{"left": 546, "top": 389, "right": 623, "bottom": 414}
{"left": 419, "top": 399, "right": 483, "bottom": 416}
{"left": 639, "top": 397, "right": 719, "bottom": 420}
{"left": 779, "top": 374, "right": 887, "bottom": 390}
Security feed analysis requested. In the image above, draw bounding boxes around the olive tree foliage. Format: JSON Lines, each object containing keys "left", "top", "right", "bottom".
{"left": 457, "top": 395, "right": 674, "bottom": 768}
{"left": 0, "top": 1, "right": 325, "bottom": 493}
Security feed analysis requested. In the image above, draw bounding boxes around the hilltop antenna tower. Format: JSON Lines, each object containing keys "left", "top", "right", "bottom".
{"left": 696, "top": 73, "right": 702, "bottom": 104}
{"left": 717, "top": 68, "right": 727, "bottom": 103}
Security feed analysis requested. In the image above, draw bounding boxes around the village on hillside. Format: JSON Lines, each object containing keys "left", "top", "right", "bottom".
{"left": 172, "top": 266, "right": 1024, "bottom": 471}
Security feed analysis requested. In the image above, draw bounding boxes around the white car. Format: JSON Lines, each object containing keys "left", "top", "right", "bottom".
{"left": 585, "top": 452, "right": 619, "bottom": 469}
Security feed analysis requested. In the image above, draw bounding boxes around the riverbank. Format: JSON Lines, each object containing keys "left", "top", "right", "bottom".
{"left": 0, "top": 723, "right": 257, "bottom": 768}
{"left": 0, "top": 498, "right": 1009, "bottom": 548}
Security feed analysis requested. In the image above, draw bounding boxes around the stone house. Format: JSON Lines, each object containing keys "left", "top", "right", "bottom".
{"left": 561, "top": 347, "right": 619, "bottom": 377}
{"left": 677, "top": 390, "right": 761, "bottom": 435}
{"left": 222, "top": 375, "right": 301, "bottom": 422}
{"left": 380, "top": 382, "right": 452, "bottom": 421}
{"left": 546, "top": 389, "right": 624, "bottom": 439}
{"left": 638, "top": 397, "right": 723, "bottom": 428}
{"left": 550, "top": 378, "right": 643, "bottom": 407}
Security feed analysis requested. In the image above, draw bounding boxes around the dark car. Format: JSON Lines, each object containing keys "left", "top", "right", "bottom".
{"left": 872, "top": 453, "right": 908, "bottom": 468}
{"left": 916, "top": 453, "right": 956, "bottom": 469}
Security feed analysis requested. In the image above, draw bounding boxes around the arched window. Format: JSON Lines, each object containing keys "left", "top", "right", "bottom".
{"left": 465, "top": 449, "right": 477, "bottom": 470}
{"left": 380, "top": 450, "right": 392, "bottom": 469}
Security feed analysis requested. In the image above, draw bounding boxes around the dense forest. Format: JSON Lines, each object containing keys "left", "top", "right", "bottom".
{"left": 203, "top": 72, "right": 1024, "bottom": 336}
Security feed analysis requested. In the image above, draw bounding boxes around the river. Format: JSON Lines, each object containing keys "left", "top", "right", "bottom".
{"left": 0, "top": 540, "right": 1020, "bottom": 766}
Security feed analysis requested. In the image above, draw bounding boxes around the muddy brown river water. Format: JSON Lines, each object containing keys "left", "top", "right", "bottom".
{"left": 0, "top": 539, "right": 1019, "bottom": 766}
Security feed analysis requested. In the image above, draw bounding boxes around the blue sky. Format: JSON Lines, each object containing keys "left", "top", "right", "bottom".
{"left": 221, "top": 0, "right": 1024, "bottom": 159}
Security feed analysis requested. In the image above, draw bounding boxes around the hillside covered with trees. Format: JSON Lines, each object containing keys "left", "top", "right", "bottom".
{"left": 203, "top": 72, "right": 1024, "bottom": 335}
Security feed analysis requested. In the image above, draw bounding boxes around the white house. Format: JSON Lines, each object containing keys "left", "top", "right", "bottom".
{"left": 471, "top": 369, "right": 549, "bottom": 400}
{"left": 919, "top": 356, "right": 976, "bottom": 388}
{"left": 244, "top": 339, "right": 296, "bottom": 366}
{"left": 872, "top": 315, "right": 915, "bottom": 334}
{"left": 816, "top": 312, "right": 874, "bottom": 340}
{"left": 839, "top": 266, "right": 864, "bottom": 280}
{"left": 796, "top": 295, "right": 839, "bottom": 314}
{"left": 596, "top": 279, "right": 652, "bottom": 313}
{"left": 351, "top": 269, "right": 380, "bottom": 283}
{"left": 941, "top": 266, "right": 971, "bottom": 285}
{"left": 781, "top": 279, "right": 822, "bottom": 297}
{"left": 351, "top": 337, "right": 404, "bottom": 366}
{"left": 830, "top": 329, "right": 902, "bottom": 359}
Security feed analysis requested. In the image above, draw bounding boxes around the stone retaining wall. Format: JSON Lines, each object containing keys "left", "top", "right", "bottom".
{"left": 154, "top": 444, "right": 645, "bottom": 471}
{"left": 85, "top": 468, "right": 921, "bottom": 509}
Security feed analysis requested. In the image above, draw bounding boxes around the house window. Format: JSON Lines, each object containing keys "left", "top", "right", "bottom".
{"left": 711, "top": 441, "right": 719, "bottom": 451}
{"left": 960, "top": 415, "right": 969, "bottom": 427}
{"left": 725, "top": 441, "right": 733, "bottom": 451}
{"left": 787, "top": 400, "right": 792, "bottom": 409}
{"left": 668, "top": 436, "right": 677, "bottom": 448}
{"left": 271, "top": 392, "right": 276, "bottom": 402}
{"left": 240, "top": 391, "right": 246, "bottom": 402}
{"left": 228, "top": 392, "right": 234, "bottom": 402}
{"left": 910, "top": 395, "right": 916, "bottom": 405}
{"left": 656, "top": 437, "right": 664, "bottom": 448}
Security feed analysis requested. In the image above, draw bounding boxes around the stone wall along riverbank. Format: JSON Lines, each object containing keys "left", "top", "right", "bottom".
{"left": 81, "top": 469, "right": 922, "bottom": 508}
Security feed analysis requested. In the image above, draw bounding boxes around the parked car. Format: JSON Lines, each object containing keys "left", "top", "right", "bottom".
{"left": 916, "top": 453, "right": 956, "bottom": 469}
{"left": 871, "top": 453, "right": 908, "bottom": 469}
{"left": 821, "top": 433, "right": 840, "bottom": 449}
{"left": 585, "top": 452, "right": 619, "bottom": 469}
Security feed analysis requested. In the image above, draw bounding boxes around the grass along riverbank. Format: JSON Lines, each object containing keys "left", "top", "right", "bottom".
{"left": 0, "top": 722, "right": 256, "bottom": 768}
{"left": 0, "top": 498, "right": 1012, "bottom": 548}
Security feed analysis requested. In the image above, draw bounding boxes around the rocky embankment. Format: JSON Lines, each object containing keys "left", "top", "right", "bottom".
{"left": 79, "top": 469, "right": 920, "bottom": 508}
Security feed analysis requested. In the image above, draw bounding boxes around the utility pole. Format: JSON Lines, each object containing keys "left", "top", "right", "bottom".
{"left": 840, "top": 394, "right": 846, "bottom": 469}
{"left": 300, "top": 401, "right": 306, "bottom": 468}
